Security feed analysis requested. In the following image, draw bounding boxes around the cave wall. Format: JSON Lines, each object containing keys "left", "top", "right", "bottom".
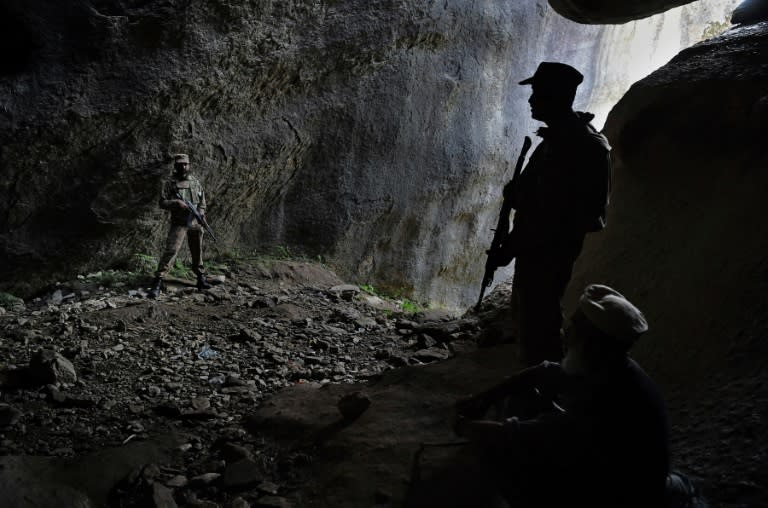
{"left": 0, "top": 0, "right": 738, "bottom": 306}
{"left": 566, "top": 21, "right": 768, "bottom": 391}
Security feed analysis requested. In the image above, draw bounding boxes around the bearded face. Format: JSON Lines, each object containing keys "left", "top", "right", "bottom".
{"left": 173, "top": 162, "right": 190, "bottom": 178}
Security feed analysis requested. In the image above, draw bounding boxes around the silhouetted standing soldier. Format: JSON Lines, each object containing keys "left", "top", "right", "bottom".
{"left": 148, "top": 153, "right": 212, "bottom": 298}
{"left": 493, "top": 62, "right": 611, "bottom": 365}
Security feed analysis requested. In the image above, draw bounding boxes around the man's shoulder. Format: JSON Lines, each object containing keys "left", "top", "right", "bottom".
{"left": 561, "top": 113, "right": 611, "bottom": 153}
{"left": 187, "top": 175, "right": 204, "bottom": 187}
{"left": 571, "top": 124, "right": 610, "bottom": 153}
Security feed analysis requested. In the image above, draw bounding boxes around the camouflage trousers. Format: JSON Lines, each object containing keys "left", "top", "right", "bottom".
{"left": 154, "top": 224, "right": 205, "bottom": 279}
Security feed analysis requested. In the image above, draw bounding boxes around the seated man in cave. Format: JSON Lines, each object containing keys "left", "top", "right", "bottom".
{"left": 453, "top": 284, "right": 700, "bottom": 508}
{"left": 488, "top": 62, "right": 611, "bottom": 366}
{"left": 147, "top": 153, "right": 212, "bottom": 298}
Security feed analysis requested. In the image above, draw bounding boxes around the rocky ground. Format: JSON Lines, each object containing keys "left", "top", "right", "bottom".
{"left": 0, "top": 258, "right": 764, "bottom": 507}
{"left": 0, "top": 258, "right": 481, "bottom": 507}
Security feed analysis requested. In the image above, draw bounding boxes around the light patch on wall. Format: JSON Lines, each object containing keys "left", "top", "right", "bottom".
{"left": 586, "top": 0, "right": 740, "bottom": 129}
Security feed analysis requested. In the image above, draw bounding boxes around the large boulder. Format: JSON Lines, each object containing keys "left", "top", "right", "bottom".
{"left": 246, "top": 345, "right": 521, "bottom": 507}
{"left": 569, "top": 21, "right": 768, "bottom": 388}
{"left": 0, "top": 435, "right": 182, "bottom": 508}
{"left": 565, "top": 22, "right": 768, "bottom": 505}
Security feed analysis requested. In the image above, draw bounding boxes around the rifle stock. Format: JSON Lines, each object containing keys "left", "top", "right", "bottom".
{"left": 474, "top": 136, "right": 532, "bottom": 311}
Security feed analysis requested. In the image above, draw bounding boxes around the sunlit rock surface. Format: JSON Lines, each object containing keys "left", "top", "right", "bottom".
{"left": 0, "top": 0, "right": 737, "bottom": 306}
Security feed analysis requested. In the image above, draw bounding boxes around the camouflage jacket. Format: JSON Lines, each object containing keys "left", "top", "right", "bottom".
{"left": 159, "top": 174, "right": 206, "bottom": 226}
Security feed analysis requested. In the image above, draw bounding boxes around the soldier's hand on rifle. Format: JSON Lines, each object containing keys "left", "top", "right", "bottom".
{"left": 175, "top": 199, "right": 189, "bottom": 210}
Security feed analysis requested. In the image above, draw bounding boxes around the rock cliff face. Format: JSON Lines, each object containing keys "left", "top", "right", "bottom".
{"left": 0, "top": 0, "right": 737, "bottom": 306}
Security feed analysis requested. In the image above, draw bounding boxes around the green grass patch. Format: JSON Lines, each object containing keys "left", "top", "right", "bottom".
{"left": 359, "top": 284, "right": 425, "bottom": 314}
{"left": 399, "top": 298, "right": 423, "bottom": 314}
{"left": 129, "top": 253, "right": 157, "bottom": 274}
{"left": 0, "top": 291, "right": 24, "bottom": 307}
{"left": 170, "top": 259, "right": 194, "bottom": 279}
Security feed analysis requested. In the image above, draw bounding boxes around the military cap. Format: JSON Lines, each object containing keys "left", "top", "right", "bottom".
{"left": 173, "top": 153, "right": 190, "bottom": 164}
{"left": 519, "top": 62, "right": 584, "bottom": 91}
{"left": 578, "top": 284, "right": 648, "bottom": 348}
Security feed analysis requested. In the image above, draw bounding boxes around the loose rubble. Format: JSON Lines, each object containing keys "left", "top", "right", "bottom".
{"left": 0, "top": 259, "right": 480, "bottom": 506}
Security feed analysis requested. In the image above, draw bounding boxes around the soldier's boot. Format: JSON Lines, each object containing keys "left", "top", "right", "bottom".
{"left": 196, "top": 273, "right": 212, "bottom": 291}
{"left": 147, "top": 277, "right": 163, "bottom": 299}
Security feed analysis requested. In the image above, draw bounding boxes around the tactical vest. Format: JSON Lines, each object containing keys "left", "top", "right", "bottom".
{"left": 169, "top": 176, "right": 204, "bottom": 206}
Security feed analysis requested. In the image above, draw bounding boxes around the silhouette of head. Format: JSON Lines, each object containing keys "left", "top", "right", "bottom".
{"left": 519, "top": 62, "right": 583, "bottom": 123}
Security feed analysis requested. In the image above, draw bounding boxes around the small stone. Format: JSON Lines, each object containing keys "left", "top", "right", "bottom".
{"left": 329, "top": 284, "right": 360, "bottom": 301}
{"left": 257, "top": 481, "right": 280, "bottom": 496}
{"left": 254, "top": 496, "right": 291, "bottom": 508}
{"left": 50, "top": 290, "right": 64, "bottom": 305}
{"left": 46, "top": 385, "right": 68, "bottom": 404}
{"left": 0, "top": 403, "right": 22, "bottom": 426}
{"left": 226, "top": 497, "right": 251, "bottom": 508}
{"left": 415, "top": 333, "right": 437, "bottom": 349}
{"left": 129, "top": 403, "right": 146, "bottom": 414}
{"left": 28, "top": 349, "right": 77, "bottom": 385}
{"left": 191, "top": 396, "right": 211, "bottom": 410}
{"left": 224, "top": 375, "right": 246, "bottom": 387}
{"left": 337, "top": 391, "right": 371, "bottom": 420}
{"left": 190, "top": 472, "right": 221, "bottom": 486}
{"left": 229, "top": 328, "right": 262, "bottom": 343}
{"left": 208, "top": 274, "right": 226, "bottom": 285}
{"left": 411, "top": 347, "right": 451, "bottom": 363}
{"left": 222, "top": 458, "right": 262, "bottom": 488}
{"left": 151, "top": 483, "right": 178, "bottom": 508}
{"left": 166, "top": 475, "right": 189, "bottom": 488}
{"left": 221, "top": 385, "right": 256, "bottom": 394}
{"left": 219, "top": 442, "right": 253, "bottom": 462}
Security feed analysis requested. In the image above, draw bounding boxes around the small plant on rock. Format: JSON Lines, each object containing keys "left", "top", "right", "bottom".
{"left": 128, "top": 253, "right": 158, "bottom": 275}
{"left": 0, "top": 291, "right": 23, "bottom": 308}
{"left": 170, "top": 259, "right": 194, "bottom": 279}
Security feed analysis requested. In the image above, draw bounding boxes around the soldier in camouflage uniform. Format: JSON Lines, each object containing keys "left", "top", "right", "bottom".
{"left": 148, "top": 153, "right": 212, "bottom": 298}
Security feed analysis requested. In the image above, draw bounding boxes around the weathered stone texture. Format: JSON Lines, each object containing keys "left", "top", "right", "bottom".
{"left": 0, "top": 0, "right": 739, "bottom": 306}
{"left": 567, "top": 21, "right": 768, "bottom": 388}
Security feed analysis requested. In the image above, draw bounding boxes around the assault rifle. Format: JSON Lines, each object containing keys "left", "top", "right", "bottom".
{"left": 474, "top": 136, "right": 532, "bottom": 312}
{"left": 175, "top": 191, "right": 218, "bottom": 242}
